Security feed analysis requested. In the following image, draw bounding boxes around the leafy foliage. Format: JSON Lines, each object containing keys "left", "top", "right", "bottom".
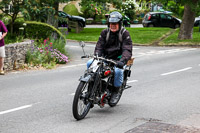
{"left": 63, "top": 4, "right": 80, "bottom": 16}
{"left": 24, "top": 21, "right": 65, "bottom": 41}
{"left": 80, "top": 0, "right": 106, "bottom": 20}
{"left": 152, "top": 0, "right": 200, "bottom": 17}
{"left": 22, "top": 0, "right": 56, "bottom": 22}
{"left": 26, "top": 37, "right": 68, "bottom": 68}
{"left": 121, "top": 0, "right": 136, "bottom": 20}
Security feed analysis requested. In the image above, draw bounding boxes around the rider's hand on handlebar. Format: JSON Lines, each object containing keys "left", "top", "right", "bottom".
{"left": 116, "top": 61, "right": 124, "bottom": 69}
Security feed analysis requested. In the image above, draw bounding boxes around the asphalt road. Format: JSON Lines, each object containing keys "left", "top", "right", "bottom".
{"left": 0, "top": 41, "right": 200, "bottom": 133}
{"left": 86, "top": 24, "right": 143, "bottom": 28}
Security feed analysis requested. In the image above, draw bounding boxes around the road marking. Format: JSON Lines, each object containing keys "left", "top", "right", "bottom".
{"left": 66, "top": 45, "right": 95, "bottom": 48}
{"left": 0, "top": 104, "right": 32, "bottom": 115}
{"left": 161, "top": 67, "right": 192, "bottom": 76}
{"left": 60, "top": 63, "right": 86, "bottom": 68}
{"left": 127, "top": 80, "right": 138, "bottom": 83}
{"left": 133, "top": 48, "right": 139, "bottom": 50}
{"left": 180, "top": 48, "right": 197, "bottom": 52}
{"left": 67, "top": 45, "right": 139, "bottom": 49}
{"left": 70, "top": 93, "right": 75, "bottom": 96}
{"left": 134, "top": 48, "right": 197, "bottom": 58}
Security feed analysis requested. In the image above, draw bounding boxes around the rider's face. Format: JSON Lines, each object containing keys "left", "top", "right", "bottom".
{"left": 110, "top": 23, "right": 119, "bottom": 32}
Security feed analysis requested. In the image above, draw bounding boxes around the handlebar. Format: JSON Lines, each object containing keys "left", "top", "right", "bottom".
{"left": 81, "top": 55, "right": 117, "bottom": 65}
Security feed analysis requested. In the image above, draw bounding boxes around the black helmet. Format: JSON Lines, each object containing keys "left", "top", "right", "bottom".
{"left": 109, "top": 11, "right": 123, "bottom": 23}
{"left": 108, "top": 11, "right": 123, "bottom": 30}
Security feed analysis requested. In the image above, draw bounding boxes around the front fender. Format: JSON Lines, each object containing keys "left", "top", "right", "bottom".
{"left": 79, "top": 74, "right": 92, "bottom": 83}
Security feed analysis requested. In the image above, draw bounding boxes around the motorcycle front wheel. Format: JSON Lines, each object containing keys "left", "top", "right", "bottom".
{"left": 72, "top": 81, "right": 92, "bottom": 120}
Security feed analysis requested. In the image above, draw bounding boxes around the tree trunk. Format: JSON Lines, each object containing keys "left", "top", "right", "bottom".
{"left": 47, "top": 2, "right": 59, "bottom": 28}
{"left": 178, "top": 2, "right": 197, "bottom": 40}
{"left": 47, "top": 1, "right": 59, "bottom": 39}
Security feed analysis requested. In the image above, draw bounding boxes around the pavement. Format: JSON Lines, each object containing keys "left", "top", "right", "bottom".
{"left": 85, "top": 24, "right": 143, "bottom": 28}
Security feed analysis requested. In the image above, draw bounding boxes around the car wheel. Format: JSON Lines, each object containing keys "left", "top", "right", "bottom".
{"left": 148, "top": 24, "right": 154, "bottom": 27}
{"left": 175, "top": 24, "right": 180, "bottom": 29}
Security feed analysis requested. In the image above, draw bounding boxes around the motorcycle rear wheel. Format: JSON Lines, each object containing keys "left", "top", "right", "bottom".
{"left": 72, "top": 81, "right": 91, "bottom": 120}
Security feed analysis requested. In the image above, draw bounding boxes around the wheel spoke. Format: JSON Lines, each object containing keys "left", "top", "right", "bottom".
{"left": 73, "top": 81, "right": 92, "bottom": 120}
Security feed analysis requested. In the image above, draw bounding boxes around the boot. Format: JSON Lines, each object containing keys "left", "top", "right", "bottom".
{"left": 109, "top": 87, "right": 121, "bottom": 104}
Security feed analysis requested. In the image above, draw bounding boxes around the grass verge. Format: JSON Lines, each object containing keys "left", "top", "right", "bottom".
{"left": 66, "top": 28, "right": 172, "bottom": 45}
{"left": 161, "top": 27, "right": 200, "bottom": 46}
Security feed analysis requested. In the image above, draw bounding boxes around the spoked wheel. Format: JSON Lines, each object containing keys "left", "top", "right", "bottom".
{"left": 72, "top": 81, "right": 92, "bottom": 120}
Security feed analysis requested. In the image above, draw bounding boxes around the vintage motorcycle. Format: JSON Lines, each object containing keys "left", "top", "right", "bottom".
{"left": 72, "top": 42, "right": 134, "bottom": 120}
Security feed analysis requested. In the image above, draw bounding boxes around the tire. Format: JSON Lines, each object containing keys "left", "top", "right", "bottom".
{"left": 72, "top": 81, "right": 91, "bottom": 120}
{"left": 148, "top": 24, "right": 154, "bottom": 27}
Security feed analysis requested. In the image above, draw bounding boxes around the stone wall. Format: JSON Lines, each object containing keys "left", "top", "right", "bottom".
{"left": 4, "top": 40, "right": 32, "bottom": 71}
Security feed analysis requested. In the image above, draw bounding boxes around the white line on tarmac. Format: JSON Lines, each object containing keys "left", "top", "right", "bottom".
{"left": 133, "top": 48, "right": 140, "bottom": 50}
{"left": 67, "top": 45, "right": 139, "bottom": 50}
{"left": 60, "top": 63, "right": 86, "bottom": 68}
{"left": 127, "top": 80, "right": 138, "bottom": 83}
{"left": 161, "top": 67, "right": 192, "bottom": 76}
{"left": 70, "top": 93, "right": 75, "bottom": 96}
{"left": 0, "top": 104, "right": 32, "bottom": 115}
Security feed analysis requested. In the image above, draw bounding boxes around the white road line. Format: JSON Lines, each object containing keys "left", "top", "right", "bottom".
{"left": 67, "top": 45, "right": 139, "bottom": 49}
{"left": 0, "top": 104, "right": 32, "bottom": 115}
{"left": 133, "top": 55, "right": 145, "bottom": 58}
{"left": 70, "top": 93, "right": 75, "bottom": 96}
{"left": 161, "top": 67, "right": 192, "bottom": 76}
{"left": 180, "top": 48, "right": 197, "bottom": 52}
{"left": 60, "top": 63, "right": 86, "bottom": 68}
{"left": 133, "top": 48, "right": 139, "bottom": 50}
{"left": 127, "top": 80, "right": 138, "bottom": 83}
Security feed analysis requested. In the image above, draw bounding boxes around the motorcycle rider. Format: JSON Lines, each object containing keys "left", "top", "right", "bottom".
{"left": 87, "top": 11, "right": 133, "bottom": 105}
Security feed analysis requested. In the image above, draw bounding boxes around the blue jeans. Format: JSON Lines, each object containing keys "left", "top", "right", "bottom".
{"left": 87, "top": 59, "right": 124, "bottom": 87}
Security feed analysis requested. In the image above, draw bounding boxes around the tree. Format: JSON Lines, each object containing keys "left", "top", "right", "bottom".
{"left": 23, "top": 0, "right": 56, "bottom": 22}
{"left": 79, "top": 0, "right": 106, "bottom": 20}
{"left": 178, "top": 0, "right": 200, "bottom": 39}
{"left": 43, "top": 0, "right": 71, "bottom": 28}
{"left": 152, "top": 0, "right": 200, "bottom": 40}
{"left": 0, "top": 0, "right": 24, "bottom": 35}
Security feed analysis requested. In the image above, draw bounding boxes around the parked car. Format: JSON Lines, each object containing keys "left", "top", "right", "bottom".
{"left": 142, "top": 12, "right": 181, "bottom": 28}
{"left": 194, "top": 17, "right": 200, "bottom": 27}
{"left": 58, "top": 11, "right": 86, "bottom": 28}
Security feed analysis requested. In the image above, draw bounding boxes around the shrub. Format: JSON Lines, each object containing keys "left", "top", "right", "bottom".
{"left": 1, "top": 15, "right": 12, "bottom": 25}
{"left": 26, "top": 38, "right": 68, "bottom": 69}
{"left": 25, "top": 21, "right": 66, "bottom": 42}
{"left": 63, "top": 4, "right": 80, "bottom": 16}
{"left": 5, "top": 33, "right": 24, "bottom": 44}
{"left": 121, "top": 0, "right": 136, "bottom": 21}
{"left": 80, "top": 1, "right": 105, "bottom": 21}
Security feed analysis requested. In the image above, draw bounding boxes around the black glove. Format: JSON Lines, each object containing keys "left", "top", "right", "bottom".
{"left": 116, "top": 61, "right": 124, "bottom": 69}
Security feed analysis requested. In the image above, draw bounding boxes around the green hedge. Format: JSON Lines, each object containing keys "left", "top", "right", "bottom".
{"left": 63, "top": 4, "right": 80, "bottom": 16}
{"left": 25, "top": 21, "right": 66, "bottom": 41}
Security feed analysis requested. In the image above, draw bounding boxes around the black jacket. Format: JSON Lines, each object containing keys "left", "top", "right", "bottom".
{"left": 94, "top": 28, "right": 132, "bottom": 64}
